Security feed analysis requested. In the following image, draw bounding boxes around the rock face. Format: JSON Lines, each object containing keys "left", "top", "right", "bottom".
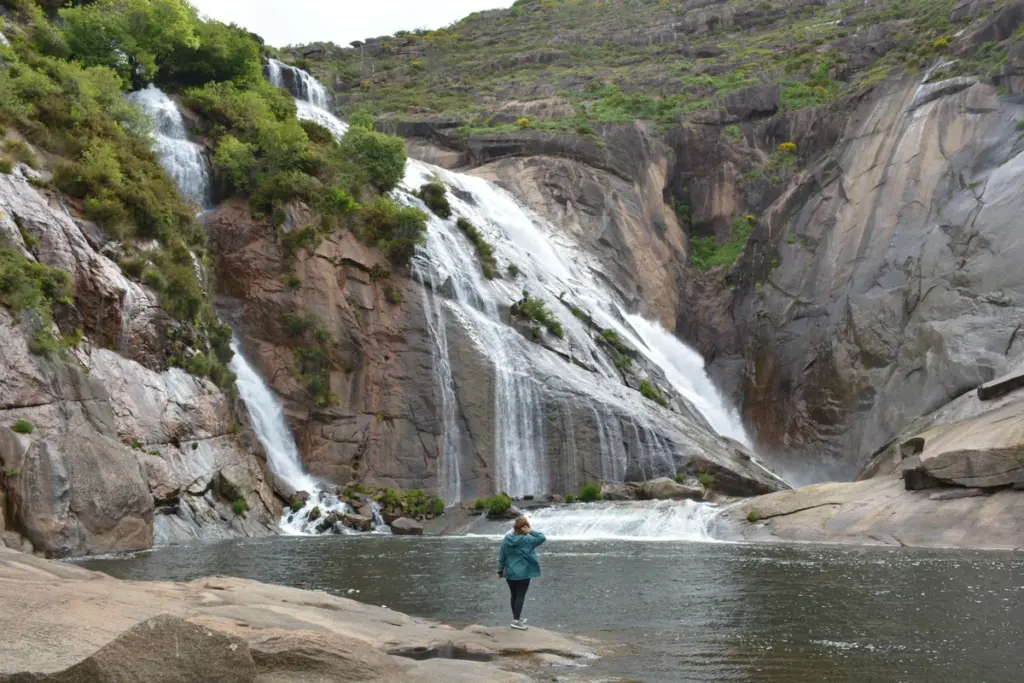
{"left": 717, "top": 477, "right": 1024, "bottom": 549}
{"left": 703, "top": 79, "right": 1024, "bottom": 475}
{"left": 390, "top": 517, "right": 424, "bottom": 535}
{"left": 0, "top": 174, "right": 278, "bottom": 557}
{"left": 0, "top": 548, "right": 591, "bottom": 682}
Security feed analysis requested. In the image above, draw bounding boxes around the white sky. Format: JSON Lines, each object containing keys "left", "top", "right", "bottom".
{"left": 190, "top": 0, "right": 513, "bottom": 48}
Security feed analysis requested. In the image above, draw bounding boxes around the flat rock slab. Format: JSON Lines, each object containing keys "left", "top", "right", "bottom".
{"left": 0, "top": 549, "right": 591, "bottom": 682}
{"left": 977, "top": 363, "right": 1024, "bottom": 401}
{"left": 719, "top": 477, "right": 1024, "bottom": 549}
{"left": 914, "top": 401, "right": 1024, "bottom": 488}
{"left": 928, "top": 488, "right": 986, "bottom": 501}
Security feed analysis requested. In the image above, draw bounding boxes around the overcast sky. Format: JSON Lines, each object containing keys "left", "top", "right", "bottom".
{"left": 190, "top": 0, "right": 513, "bottom": 48}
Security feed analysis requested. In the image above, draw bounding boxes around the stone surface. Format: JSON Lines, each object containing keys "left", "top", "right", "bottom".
{"left": 600, "top": 483, "right": 637, "bottom": 501}
{"left": 390, "top": 517, "right": 425, "bottom": 535}
{"left": 0, "top": 614, "right": 257, "bottom": 683}
{"left": 643, "top": 477, "right": 704, "bottom": 501}
{"left": 0, "top": 548, "right": 590, "bottom": 681}
{"left": 719, "top": 477, "right": 1024, "bottom": 549}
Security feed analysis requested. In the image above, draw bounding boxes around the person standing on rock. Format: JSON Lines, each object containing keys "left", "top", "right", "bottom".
{"left": 497, "top": 516, "right": 545, "bottom": 630}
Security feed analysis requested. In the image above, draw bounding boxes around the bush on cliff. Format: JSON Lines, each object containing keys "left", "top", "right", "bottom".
{"left": 11, "top": 419, "right": 34, "bottom": 434}
{"left": 456, "top": 216, "right": 499, "bottom": 279}
{"left": 416, "top": 178, "right": 452, "bottom": 219}
{"left": 358, "top": 196, "right": 428, "bottom": 267}
{"left": 338, "top": 124, "right": 407, "bottom": 192}
{"left": 639, "top": 379, "right": 668, "bottom": 408}
{"left": 511, "top": 290, "right": 564, "bottom": 339}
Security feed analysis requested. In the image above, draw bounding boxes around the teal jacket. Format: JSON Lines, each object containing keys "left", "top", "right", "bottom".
{"left": 497, "top": 530, "right": 546, "bottom": 580}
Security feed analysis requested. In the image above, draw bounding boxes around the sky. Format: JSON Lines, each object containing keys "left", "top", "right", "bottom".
{"left": 190, "top": 0, "right": 514, "bottom": 48}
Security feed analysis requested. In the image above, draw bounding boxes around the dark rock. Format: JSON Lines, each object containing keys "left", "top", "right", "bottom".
{"left": 695, "top": 46, "right": 724, "bottom": 58}
{"left": 381, "top": 507, "right": 402, "bottom": 525}
{"left": 390, "top": 517, "right": 424, "bottom": 535}
{"left": 724, "top": 84, "right": 780, "bottom": 121}
{"left": 902, "top": 456, "right": 943, "bottom": 491}
{"left": 977, "top": 367, "right": 1024, "bottom": 401}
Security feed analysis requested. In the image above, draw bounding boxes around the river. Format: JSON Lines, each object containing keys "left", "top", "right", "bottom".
{"left": 80, "top": 536, "right": 1024, "bottom": 683}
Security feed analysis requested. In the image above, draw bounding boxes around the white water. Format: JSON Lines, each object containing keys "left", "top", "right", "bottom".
{"left": 524, "top": 500, "right": 717, "bottom": 541}
{"left": 229, "top": 337, "right": 391, "bottom": 535}
{"left": 265, "top": 64, "right": 779, "bottom": 515}
{"left": 229, "top": 337, "right": 319, "bottom": 494}
{"left": 266, "top": 59, "right": 332, "bottom": 110}
{"left": 127, "top": 86, "right": 211, "bottom": 207}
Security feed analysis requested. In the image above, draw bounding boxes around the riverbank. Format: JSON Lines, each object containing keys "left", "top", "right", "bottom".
{"left": 0, "top": 547, "right": 591, "bottom": 682}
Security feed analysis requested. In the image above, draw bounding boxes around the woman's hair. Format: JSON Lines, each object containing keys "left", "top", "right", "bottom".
{"left": 513, "top": 516, "right": 530, "bottom": 533}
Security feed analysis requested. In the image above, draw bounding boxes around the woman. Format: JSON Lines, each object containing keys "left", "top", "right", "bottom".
{"left": 496, "top": 516, "right": 546, "bottom": 630}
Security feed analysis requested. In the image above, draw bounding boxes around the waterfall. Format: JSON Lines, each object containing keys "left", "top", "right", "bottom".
{"left": 524, "top": 500, "right": 717, "bottom": 541}
{"left": 127, "top": 86, "right": 211, "bottom": 207}
{"left": 229, "top": 338, "right": 319, "bottom": 494}
{"left": 265, "top": 64, "right": 782, "bottom": 503}
{"left": 230, "top": 338, "right": 392, "bottom": 535}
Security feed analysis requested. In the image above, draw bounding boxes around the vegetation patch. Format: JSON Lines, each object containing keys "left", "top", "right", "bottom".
{"left": 578, "top": 482, "right": 602, "bottom": 503}
{"left": 0, "top": 247, "right": 72, "bottom": 356}
{"left": 639, "top": 379, "right": 668, "bottom": 408}
{"left": 473, "top": 494, "right": 513, "bottom": 516}
{"left": 415, "top": 177, "right": 452, "bottom": 219}
{"left": 456, "top": 216, "right": 499, "bottom": 279}
{"left": 358, "top": 196, "right": 428, "bottom": 267}
{"left": 11, "top": 419, "right": 33, "bottom": 434}
{"left": 511, "top": 290, "right": 564, "bottom": 339}
{"left": 690, "top": 216, "right": 756, "bottom": 272}
{"left": 231, "top": 498, "right": 248, "bottom": 516}
{"left": 746, "top": 508, "right": 761, "bottom": 523}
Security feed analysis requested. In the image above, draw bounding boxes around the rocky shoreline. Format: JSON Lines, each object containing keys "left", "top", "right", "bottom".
{"left": 0, "top": 547, "right": 592, "bottom": 683}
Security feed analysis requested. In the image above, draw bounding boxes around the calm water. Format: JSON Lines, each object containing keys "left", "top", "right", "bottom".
{"left": 80, "top": 537, "right": 1024, "bottom": 683}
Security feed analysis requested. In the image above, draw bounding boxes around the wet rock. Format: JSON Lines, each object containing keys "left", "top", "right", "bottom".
{"left": 643, "top": 477, "right": 704, "bottom": 501}
{"left": 902, "top": 456, "right": 943, "bottom": 491}
{"left": 390, "top": 517, "right": 424, "bottom": 535}
{"left": 342, "top": 513, "right": 373, "bottom": 532}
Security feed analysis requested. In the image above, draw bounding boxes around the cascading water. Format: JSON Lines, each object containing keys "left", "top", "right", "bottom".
{"left": 229, "top": 337, "right": 389, "bottom": 535}
{"left": 524, "top": 500, "right": 718, "bottom": 541}
{"left": 127, "top": 86, "right": 211, "bottom": 208}
{"left": 264, "top": 63, "right": 786, "bottom": 526}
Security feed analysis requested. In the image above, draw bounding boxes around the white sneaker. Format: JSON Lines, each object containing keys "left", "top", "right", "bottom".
{"left": 510, "top": 619, "right": 528, "bottom": 630}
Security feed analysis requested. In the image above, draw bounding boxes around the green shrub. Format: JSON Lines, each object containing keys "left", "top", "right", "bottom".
{"left": 698, "top": 472, "right": 714, "bottom": 489}
{"left": 339, "top": 125, "right": 407, "bottom": 192}
{"left": 429, "top": 497, "right": 445, "bottom": 516}
{"left": 507, "top": 263, "right": 520, "bottom": 277}
{"left": 416, "top": 178, "right": 452, "bottom": 218}
{"left": 0, "top": 248, "right": 73, "bottom": 356}
{"left": 512, "top": 290, "right": 564, "bottom": 338}
{"left": 600, "top": 329, "right": 631, "bottom": 356}
{"left": 639, "top": 379, "right": 668, "bottom": 408}
{"left": 473, "top": 498, "right": 486, "bottom": 511}
{"left": 746, "top": 508, "right": 760, "bottom": 523}
{"left": 564, "top": 493, "right": 577, "bottom": 504}
{"left": 455, "top": 216, "right": 499, "bottom": 278}
{"left": 284, "top": 311, "right": 317, "bottom": 337}
{"left": 11, "top": 419, "right": 34, "bottom": 434}
{"left": 358, "top": 196, "right": 428, "bottom": 267}
{"left": 1017, "top": 120, "right": 1024, "bottom": 131}
{"left": 482, "top": 494, "right": 513, "bottom": 516}
{"left": 689, "top": 216, "right": 755, "bottom": 271}
{"left": 0, "top": 158, "right": 13, "bottom": 174}
{"left": 232, "top": 498, "right": 248, "bottom": 515}
{"left": 578, "top": 482, "right": 602, "bottom": 502}
{"left": 723, "top": 124, "right": 742, "bottom": 143}
{"left": 308, "top": 505, "right": 321, "bottom": 521}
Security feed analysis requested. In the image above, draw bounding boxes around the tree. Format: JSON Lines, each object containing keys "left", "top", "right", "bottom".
{"left": 161, "top": 20, "right": 263, "bottom": 88}
{"left": 60, "top": 0, "right": 200, "bottom": 88}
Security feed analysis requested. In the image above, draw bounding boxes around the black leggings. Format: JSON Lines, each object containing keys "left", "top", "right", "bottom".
{"left": 506, "top": 578, "right": 531, "bottom": 620}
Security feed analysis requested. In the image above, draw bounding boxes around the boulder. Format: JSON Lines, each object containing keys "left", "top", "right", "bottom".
{"left": 4, "top": 613, "right": 257, "bottom": 682}
{"left": 600, "top": 483, "right": 637, "bottom": 501}
{"left": 723, "top": 84, "right": 780, "bottom": 121}
{"left": 381, "top": 507, "right": 403, "bottom": 525}
{"left": 390, "top": 517, "right": 424, "bottom": 535}
{"left": 342, "top": 513, "right": 373, "bottom": 532}
{"left": 644, "top": 477, "right": 704, "bottom": 501}
{"left": 902, "top": 456, "right": 942, "bottom": 491}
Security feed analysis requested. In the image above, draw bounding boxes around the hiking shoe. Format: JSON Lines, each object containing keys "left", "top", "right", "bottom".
{"left": 510, "top": 619, "right": 528, "bottom": 630}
